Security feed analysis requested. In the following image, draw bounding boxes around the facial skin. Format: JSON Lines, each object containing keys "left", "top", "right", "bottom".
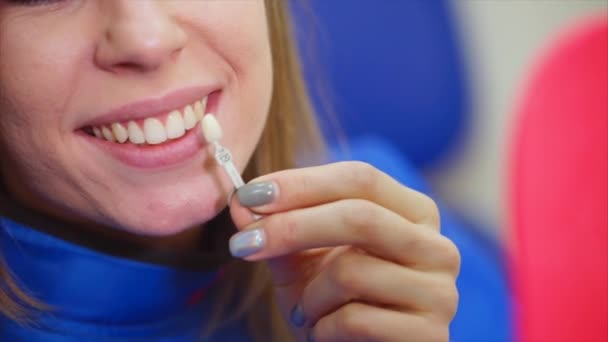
{"left": 0, "top": 1, "right": 273, "bottom": 243}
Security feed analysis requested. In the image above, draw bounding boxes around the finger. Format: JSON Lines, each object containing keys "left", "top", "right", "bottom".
{"left": 310, "top": 302, "right": 447, "bottom": 342}
{"left": 229, "top": 192, "right": 259, "bottom": 228}
{"left": 232, "top": 199, "right": 456, "bottom": 272}
{"left": 236, "top": 161, "right": 440, "bottom": 227}
{"left": 294, "top": 249, "right": 457, "bottom": 328}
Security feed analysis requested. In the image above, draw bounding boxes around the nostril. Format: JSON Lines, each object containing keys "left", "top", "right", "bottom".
{"left": 116, "top": 62, "right": 139, "bottom": 69}
{"left": 113, "top": 61, "right": 148, "bottom": 73}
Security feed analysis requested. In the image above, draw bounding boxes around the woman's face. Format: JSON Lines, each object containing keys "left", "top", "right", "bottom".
{"left": 0, "top": 1, "right": 273, "bottom": 236}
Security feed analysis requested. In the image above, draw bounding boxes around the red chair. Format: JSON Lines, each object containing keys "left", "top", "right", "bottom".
{"left": 508, "top": 15, "right": 608, "bottom": 342}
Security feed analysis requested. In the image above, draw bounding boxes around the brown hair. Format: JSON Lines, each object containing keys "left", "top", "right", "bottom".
{"left": 1, "top": 1, "right": 323, "bottom": 341}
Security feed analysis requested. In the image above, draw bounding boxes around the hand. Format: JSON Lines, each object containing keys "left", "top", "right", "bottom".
{"left": 230, "top": 162, "right": 460, "bottom": 342}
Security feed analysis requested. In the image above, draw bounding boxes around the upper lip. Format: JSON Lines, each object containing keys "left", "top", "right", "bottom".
{"left": 79, "top": 86, "right": 217, "bottom": 129}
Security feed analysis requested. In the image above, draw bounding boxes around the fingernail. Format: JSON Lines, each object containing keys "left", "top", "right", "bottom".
{"left": 290, "top": 303, "right": 307, "bottom": 328}
{"left": 229, "top": 228, "right": 266, "bottom": 258}
{"left": 307, "top": 329, "right": 315, "bottom": 342}
{"left": 237, "top": 181, "right": 277, "bottom": 207}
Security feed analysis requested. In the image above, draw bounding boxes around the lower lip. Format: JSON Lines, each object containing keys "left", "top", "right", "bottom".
{"left": 80, "top": 125, "right": 207, "bottom": 169}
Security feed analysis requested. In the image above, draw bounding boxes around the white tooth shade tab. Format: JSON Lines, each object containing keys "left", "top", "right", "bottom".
{"left": 144, "top": 118, "right": 167, "bottom": 145}
{"left": 127, "top": 121, "right": 145, "bottom": 144}
{"left": 111, "top": 123, "right": 128, "bottom": 143}
{"left": 201, "top": 114, "right": 223, "bottom": 143}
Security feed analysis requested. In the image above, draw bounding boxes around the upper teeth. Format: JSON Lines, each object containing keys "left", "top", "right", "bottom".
{"left": 91, "top": 96, "right": 208, "bottom": 145}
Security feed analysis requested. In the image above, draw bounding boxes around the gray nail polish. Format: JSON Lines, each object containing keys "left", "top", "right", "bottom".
{"left": 229, "top": 228, "right": 266, "bottom": 258}
{"left": 237, "top": 182, "right": 276, "bottom": 207}
{"left": 290, "top": 304, "right": 307, "bottom": 327}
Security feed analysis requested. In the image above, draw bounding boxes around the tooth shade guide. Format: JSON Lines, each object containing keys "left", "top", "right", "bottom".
{"left": 201, "top": 114, "right": 223, "bottom": 143}
{"left": 203, "top": 114, "right": 258, "bottom": 223}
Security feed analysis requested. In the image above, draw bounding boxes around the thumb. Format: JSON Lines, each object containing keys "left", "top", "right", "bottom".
{"left": 228, "top": 191, "right": 258, "bottom": 229}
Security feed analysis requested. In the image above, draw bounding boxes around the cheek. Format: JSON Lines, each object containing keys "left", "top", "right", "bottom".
{"left": 0, "top": 43, "right": 75, "bottom": 192}
{"left": 228, "top": 46, "right": 273, "bottom": 169}
{"left": 177, "top": 4, "right": 273, "bottom": 171}
{"left": 0, "top": 92, "right": 60, "bottom": 184}
{"left": 201, "top": 9, "right": 273, "bottom": 167}
{"left": 0, "top": 20, "right": 87, "bottom": 133}
{"left": 0, "top": 12, "right": 96, "bottom": 178}
{"left": 0, "top": 22, "right": 98, "bottom": 220}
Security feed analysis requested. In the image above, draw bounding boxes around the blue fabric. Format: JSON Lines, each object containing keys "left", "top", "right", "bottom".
{"left": 0, "top": 217, "right": 251, "bottom": 342}
{"left": 292, "top": 0, "right": 470, "bottom": 168}
{"left": 329, "top": 136, "right": 512, "bottom": 342}
{"left": 0, "top": 137, "right": 511, "bottom": 341}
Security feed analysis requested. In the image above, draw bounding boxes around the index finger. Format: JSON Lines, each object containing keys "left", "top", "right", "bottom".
{"left": 236, "top": 161, "right": 439, "bottom": 226}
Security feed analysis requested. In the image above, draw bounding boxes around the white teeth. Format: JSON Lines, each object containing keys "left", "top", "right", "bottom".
{"left": 101, "top": 126, "right": 115, "bottom": 142}
{"left": 183, "top": 105, "right": 197, "bottom": 130}
{"left": 93, "top": 127, "right": 102, "bottom": 138}
{"left": 111, "top": 122, "right": 128, "bottom": 143}
{"left": 194, "top": 100, "right": 204, "bottom": 120}
{"left": 91, "top": 96, "right": 209, "bottom": 144}
{"left": 201, "top": 95, "right": 208, "bottom": 112}
{"left": 144, "top": 118, "right": 167, "bottom": 145}
{"left": 127, "top": 121, "right": 145, "bottom": 144}
{"left": 166, "top": 110, "right": 186, "bottom": 139}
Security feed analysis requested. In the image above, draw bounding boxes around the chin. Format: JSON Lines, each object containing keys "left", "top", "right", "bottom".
{"left": 104, "top": 189, "right": 226, "bottom": 237}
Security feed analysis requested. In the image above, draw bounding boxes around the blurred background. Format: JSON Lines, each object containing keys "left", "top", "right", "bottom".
{"left": 291, "top": 1, "right": 607, "bottom": 341}
{"left": 432, "top": 0, "right": 606, "bottom": 239}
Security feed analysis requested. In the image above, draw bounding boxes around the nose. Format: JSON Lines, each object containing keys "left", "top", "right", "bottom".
{"left": 95, "top": 1, "right": 187, "bottom": 73}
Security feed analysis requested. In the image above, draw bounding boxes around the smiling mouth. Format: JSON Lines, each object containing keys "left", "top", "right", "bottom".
{"left": 82, "top": 95, "right": 211, "bottom": 146}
